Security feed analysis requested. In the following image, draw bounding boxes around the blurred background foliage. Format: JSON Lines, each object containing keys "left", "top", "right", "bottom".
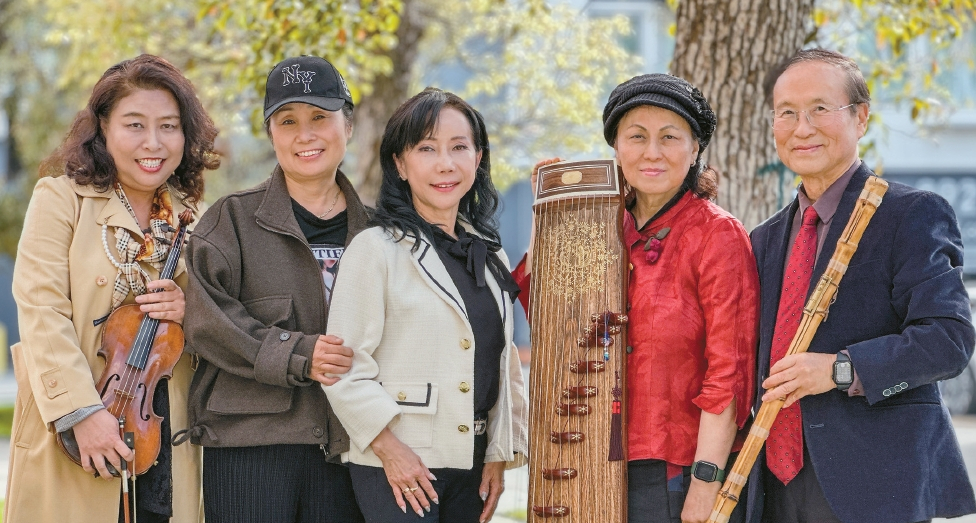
{"left": 0, "top": 0, "right": 973, "bottom": 256}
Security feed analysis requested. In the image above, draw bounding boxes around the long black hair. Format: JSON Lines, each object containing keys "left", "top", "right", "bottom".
{"left": 373, "top": 87, "right": 500, "bottom": 250}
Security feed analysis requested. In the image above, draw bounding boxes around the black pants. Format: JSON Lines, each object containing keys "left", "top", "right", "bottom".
{"left": 203, "top": 444, "right": 363, "bottom": 523}
{"left": 628, "top": 458, "right": 745, "bottom": 523}
{"left": 349, "top": 432, "right": 489, "bottom": 522}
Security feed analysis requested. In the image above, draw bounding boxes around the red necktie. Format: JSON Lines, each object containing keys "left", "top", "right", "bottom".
{"left": 766, "top": 206, "right": 819, "bottom": 485}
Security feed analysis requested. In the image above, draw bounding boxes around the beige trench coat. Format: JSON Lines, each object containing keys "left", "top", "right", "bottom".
{"left": 5, "top": 176, "right": 203, "bottom": 523}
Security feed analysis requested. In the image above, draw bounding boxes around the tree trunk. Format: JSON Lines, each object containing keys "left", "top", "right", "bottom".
{"left": 349, "top": 0, "right": 425, "bottom": 205}
{"left": 671, "top": 0, "right": 815, "bottom": 229}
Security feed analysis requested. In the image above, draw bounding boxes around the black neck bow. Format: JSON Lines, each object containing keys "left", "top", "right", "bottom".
{"left": 437, "top": 227, "right": 521, "bottom": 302}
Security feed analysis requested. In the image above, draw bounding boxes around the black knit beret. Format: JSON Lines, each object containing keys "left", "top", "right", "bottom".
{"left": 602, "top": 73, "right": 717, "bottom": 149}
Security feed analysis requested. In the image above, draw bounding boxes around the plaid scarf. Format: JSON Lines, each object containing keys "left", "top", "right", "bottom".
{"left": 108, "top": 184, "right": 177, "bottom": 310}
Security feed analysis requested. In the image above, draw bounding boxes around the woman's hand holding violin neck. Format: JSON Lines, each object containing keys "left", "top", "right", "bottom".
{"left": 371, "top": 427, "right": 439, "bottom": 517}
{"left": 72, "top": 409, "right": 134, "bottom": 480}
{"left": 136, "top": 279, "right": 184, "bottom": 323}
{"left": 310, "top": 335, "right": 354, "bottom": 385}
{"left": 479, "top": 461, "right": 506, "bottom": 523}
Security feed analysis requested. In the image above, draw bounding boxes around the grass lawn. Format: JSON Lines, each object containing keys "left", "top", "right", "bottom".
{"left": 0, "top": 406, "right": 11, "bottom": 438}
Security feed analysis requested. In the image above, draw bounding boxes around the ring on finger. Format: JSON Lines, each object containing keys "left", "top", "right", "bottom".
{"left": 408, "top": 486, "right": 418, "bottom": 492}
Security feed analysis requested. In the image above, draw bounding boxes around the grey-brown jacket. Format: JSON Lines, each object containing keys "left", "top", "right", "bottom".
{"left": 178, "top": 166, "right": 368, "bottom": 456}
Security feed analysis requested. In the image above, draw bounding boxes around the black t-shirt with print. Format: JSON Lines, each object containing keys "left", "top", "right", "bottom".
{"left": 292, "top": 200, "right": 348, "bottom": 303}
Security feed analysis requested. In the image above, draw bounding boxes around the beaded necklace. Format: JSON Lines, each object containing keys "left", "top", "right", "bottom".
{"left": 101, "top": 184, "right": 176, "bottom": 310}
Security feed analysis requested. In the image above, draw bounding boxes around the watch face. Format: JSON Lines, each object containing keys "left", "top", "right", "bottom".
{"left": 835, "top": 362, "right": 853, "bottom": 385}
{"left": 693, "top": 461, "right": 718, "bottom": 482}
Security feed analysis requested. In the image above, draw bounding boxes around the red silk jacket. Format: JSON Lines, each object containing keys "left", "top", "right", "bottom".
{"left": 514, "top": 191, "right": 759, "bottom": 467}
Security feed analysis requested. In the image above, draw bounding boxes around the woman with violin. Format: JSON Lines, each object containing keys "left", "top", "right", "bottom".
{"left": 7, "top": 54, "right": 218, "bottom": 523}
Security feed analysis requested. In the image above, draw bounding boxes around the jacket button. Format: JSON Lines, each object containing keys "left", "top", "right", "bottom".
{"left": 882, "top": 389, "right": 891, "bottom": 397}
{"left": 628, "top": 263, "right": 634, "bottom": 271}
{"left": 459, "top": 382, "right": 470, "bottom": 393}
{"left": 626, "top": 346, "right": 633, "bottom": 354}
{"left": 397, "top": 392, "right": 407, "bottom": 401}
{"left": 458, "top": 425, "right": 469, "bottom": 433}
{"left": 312, "top": 426, "right": 324, "bottom": 438}
{"left": 48, "top": 379, "right": 57, "bottom": 388}
{"left": 460, "top": 338, "right": 472, "bottom": 350}
{"left": 95, "top": 276, "right": 108, "bottom": 286}
{"left": 279, "top": 332, "right": 291, "bottom": 341}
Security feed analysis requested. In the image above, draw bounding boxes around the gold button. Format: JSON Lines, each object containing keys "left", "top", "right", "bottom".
{"left": 48, "top": 379, "right": 57, "bottom": 388}
{"left": 95, "top": 276, "right": 108, "bottom": 286}
{"left": 628, "top": 263, "right": 634, "bottom": 271}
{"left": 460, "top": 339, "right": 472, "bottom": 350}
{"left": 397, "top": 392, "right": 407, "bottom": 401}
{"left": 459, "top": 382, "right": 470, "bottom": 393}
{"left": 458, "top": 425, "right": 469, "bottom": 433}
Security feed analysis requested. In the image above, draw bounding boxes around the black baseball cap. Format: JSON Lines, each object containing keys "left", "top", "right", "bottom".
{"left": 263, "top": 55, "right": 354, "bottom": 120}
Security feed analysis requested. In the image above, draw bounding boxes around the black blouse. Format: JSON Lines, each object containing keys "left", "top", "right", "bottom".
{"left": 430, "top": 225, "right": 507, "bottom": 415}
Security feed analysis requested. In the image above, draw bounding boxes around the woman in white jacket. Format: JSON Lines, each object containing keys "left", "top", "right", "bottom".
{"left": 319, "top": 87, "right": 528, "bottom": 523}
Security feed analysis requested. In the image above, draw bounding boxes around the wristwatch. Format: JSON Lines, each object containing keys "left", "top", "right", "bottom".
{"left": 691, "top": 460, "right": 725, "bottom": 483}
{"left": 833, "top": 352, "right": 853, "bottom": 392}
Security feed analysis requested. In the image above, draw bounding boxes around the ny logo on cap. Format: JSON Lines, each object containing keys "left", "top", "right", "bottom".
{"left": 282, "top": 64, "right": 316, "bottom": 94}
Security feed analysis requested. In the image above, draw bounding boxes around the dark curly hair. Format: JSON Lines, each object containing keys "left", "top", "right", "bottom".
{"left": 40, "top": 54, "right": 219, "bottom": 202}
{"left": 373, "top": 87, "right": 500, "bottom": 250}
{"left": 603, "top": 73, "right": 718, "bottom": 199}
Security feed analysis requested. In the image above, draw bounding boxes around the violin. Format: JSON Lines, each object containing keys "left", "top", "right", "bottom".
{"left": 57, "top": 209, "right": 194, "bottom": 477}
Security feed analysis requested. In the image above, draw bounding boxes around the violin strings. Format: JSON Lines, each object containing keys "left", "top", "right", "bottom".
{"left": 106, "top": 224, "right": 189, "bottom": 464}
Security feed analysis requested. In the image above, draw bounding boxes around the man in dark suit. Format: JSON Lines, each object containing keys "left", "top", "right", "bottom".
{"left": 748, "top": 48, "right": 976, "bottom": 523}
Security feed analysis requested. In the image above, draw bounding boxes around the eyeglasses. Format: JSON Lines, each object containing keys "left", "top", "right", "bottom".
{"left": 769, "top": 103, "right": 857, "bottom": 131}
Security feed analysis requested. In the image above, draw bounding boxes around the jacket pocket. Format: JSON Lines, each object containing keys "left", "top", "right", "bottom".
{"left": 10, "top": 343, "right": 42, "bottom": 448}
{"left": 382, "top": 382, "right": 438, "bottom": 448}
{"left": 243, "top": 295, "right": 296, "bottom": 331}
{"left": 206, "top": 370, "right": 293, "bottom": 415}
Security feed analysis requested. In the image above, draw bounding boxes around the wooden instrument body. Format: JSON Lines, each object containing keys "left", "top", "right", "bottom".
{"left": 56, "top": 211, "right": 192, "bottom": 477}
{"left": 528, "top": 159, "right": 629, "bottom": 521}
{"left": 56, "top": 312, "right": 184, "bottom": 477}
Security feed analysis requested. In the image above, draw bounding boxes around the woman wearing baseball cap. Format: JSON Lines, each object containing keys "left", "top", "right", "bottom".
{"left": 179, "top": 55, "right": 368, "bottom": 522}
{"left": 513, "top": 73, "right": 760, "bottom": 523}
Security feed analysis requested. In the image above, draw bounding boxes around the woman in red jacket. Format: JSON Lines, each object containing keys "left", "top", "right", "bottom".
{"left": 514, "top": 73, "right": 759, "bottom": 523}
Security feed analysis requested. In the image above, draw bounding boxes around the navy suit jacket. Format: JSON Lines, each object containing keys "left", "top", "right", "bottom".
{"left": 746, "top": 164, "right": 976, "bottom": 523}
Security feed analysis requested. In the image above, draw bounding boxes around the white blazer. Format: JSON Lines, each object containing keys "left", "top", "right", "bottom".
{"left": 323, "top": 225, "right": 529, "bottom": 470}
